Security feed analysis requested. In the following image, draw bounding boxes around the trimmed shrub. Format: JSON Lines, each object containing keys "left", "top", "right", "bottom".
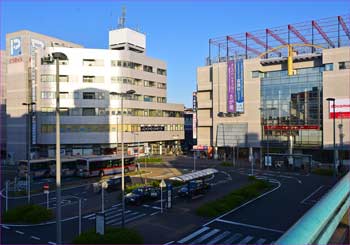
{"left": 196, "top": 180, "right": 272, "bottom": 217}
{"left": 3, "top": 204, "right": 53, "bottom": 224}
{"left": 72, "top": 227, "right": 143, "bottom": 244}
{"left": 312, "top": 168, "right": 334, "bottom": 176}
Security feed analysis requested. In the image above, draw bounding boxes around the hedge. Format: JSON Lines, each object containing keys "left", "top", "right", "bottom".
{"left": 312, "top": 168, "right": 334, "bottom": 176}
{"left": 72, "top": 227, "right": 143, "bottom": 244}
{"left": 3, "top": 204, "right": 53, "bottom": 224}
{"left": 196, "top": 179, "right": 271, "bottom": 217}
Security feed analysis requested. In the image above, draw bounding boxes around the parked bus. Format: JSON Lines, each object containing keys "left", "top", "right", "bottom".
{"left": 49, "top": 158, "right": 81, "bottom": 177}
{"left": 18, "top": 157, "right": 81, "bottom": 179}
{"left": 18, "top": 159, "right": 53, "bottom": 179}
{"left": 77, "top": 155, "right": 137, "bottom": 177}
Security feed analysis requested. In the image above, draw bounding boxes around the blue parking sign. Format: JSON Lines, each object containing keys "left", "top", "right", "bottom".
{"left": 10, "top": 37, "right": 22, "bottom": 56}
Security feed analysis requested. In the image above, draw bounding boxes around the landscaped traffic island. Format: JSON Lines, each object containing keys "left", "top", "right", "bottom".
{"left": 2, "top": 204, "right": 53, "bottom": 224}
{"left": 196, "top": 177, "right": 273, "bottom": 217}
{"left": 73, "top": 227, "right": 143, "bottom": 244}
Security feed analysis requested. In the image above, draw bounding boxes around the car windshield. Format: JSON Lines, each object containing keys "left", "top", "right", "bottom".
{"left": 132, "top": 188, "right": 144, "bottom": 195}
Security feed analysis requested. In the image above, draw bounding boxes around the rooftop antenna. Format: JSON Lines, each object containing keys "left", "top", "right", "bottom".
{"left": 118, "top": 6, "right": 126, "bottom": 29}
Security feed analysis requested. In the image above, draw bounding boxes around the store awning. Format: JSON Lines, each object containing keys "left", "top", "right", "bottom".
{"left": 169, "top": 168, "right": 218, "bottom": 182}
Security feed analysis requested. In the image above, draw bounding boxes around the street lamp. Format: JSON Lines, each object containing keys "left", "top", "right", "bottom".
{"left": 259, "top": 107, "right": 277, "bottom": 168}
{"left": 110, "top": 89, "right": 135, "bottom": 227}
{"left": 42, "top": 51, "right": 68, "bottom": 245}
{"left": 22, "top": 102, "right": 36, "bottom": 204}
{"left": 326, "top": 98, "right": 336, "bottom": 180}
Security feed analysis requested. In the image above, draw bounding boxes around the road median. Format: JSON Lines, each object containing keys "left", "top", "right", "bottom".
{"left": 196, "top": 176, "right": 272, "bottom": 218}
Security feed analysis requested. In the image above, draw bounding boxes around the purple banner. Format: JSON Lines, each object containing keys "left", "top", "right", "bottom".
{"left": 227, "top": 60, "right": 236, "bottom": 112}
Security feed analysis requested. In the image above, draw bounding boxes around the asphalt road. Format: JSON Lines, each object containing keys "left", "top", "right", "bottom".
{"left": 168, "top": 167, "right": 334, "bottom": 244}
{"left": 1, "top": 157, "right": 335, "bottom": 245}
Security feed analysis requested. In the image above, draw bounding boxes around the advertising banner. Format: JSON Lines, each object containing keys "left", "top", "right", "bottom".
{"left": 10, "top": 37, "right": 22, "bottom": 56}
{"left": 235, "top": 59, "right": 244, "bottom": 113}
{"left": 329, "top": 99, "right": 350, "bottom": 119}
{"left": 227, "top": 60, "right": 236, "bottom": 112}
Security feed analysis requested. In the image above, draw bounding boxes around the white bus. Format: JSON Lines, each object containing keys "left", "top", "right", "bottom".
{"left": 77, "top": 155, "right": 137, "bottom": 177}
{"left": 18, "top": 157, "right": 81, "bottom": 179}
{"left": 18, "top": 159, "right": 52, "bottom": 179}
{"left": 49, "top": 158, "right": 81, "bottom": 177}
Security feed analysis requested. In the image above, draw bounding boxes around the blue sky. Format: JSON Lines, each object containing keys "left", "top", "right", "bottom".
{"left": 1, "top": 0, "right": 349, "bottom": 107}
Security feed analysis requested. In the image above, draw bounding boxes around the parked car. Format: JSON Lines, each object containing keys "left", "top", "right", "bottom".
{"left": 93, "top": 176, "right": 132, "bottom": 193}
{"left": 105, "top": 176, "right": 132, "bottom": 193}
{"left": 125, "top": 186, "right": 160, "bottom": 205}
{"left": 178, "top": 179, "right": 210, "bottom": 197}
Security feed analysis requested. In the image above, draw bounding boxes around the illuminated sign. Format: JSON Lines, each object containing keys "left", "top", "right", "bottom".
{"left": 10, "top": 37, "right": 22, "bottom": 56}
{"left": 140, "top": 126, "right": 165, "bottom": 132}
{"left": 264, "top": 125, "right": 320, "bottom": 130}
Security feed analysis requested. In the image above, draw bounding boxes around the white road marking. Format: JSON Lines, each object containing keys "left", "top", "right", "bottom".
{"left": 163, "top": 240, "right": 175, "bottom": 245}
{"left": 215, "top": 219, "right": 285, "bottom": 233}
{"left": 256, "top": 238, "right": 267, "bottom": 244}
{"left": 83, "top": 213, "right": 95, "bottom": 219}
{"left": 30, "top": 236, "right": 41, "bottom": 240}
{"left": 143, "top": 204, "right": 150, "bottom": 207}
{"left": 150, "top": 211, "right": 159, "bottom": 216}
{"left": 301, "top": 185, "right": 324, "bottom": 204}
{"left": 48, "top": 241, "right": 56, "bottom": 245}
{"left": 112, "top": 203, "right": 121, "bottom": 208}
{"left": 15, "top": 230, "right": 24, "bottom": 235}
{"left": 206, "top": 230, "right": 231, "bottom": 244}
{"left": 1, "top": 225, "right": 10, "bottom": 229}
{"left": 151, "top": 206, "right": 162, "bottom": 210}
{"left": 190, "top": 228, "right": 220, "bottom": 244}
{"left": 238, "top": 235, "right": 254, "bottom": 244}
{"left": 222, "top": 233, "right": 242, "bottom": 244}
{"left": 177, "top": 227, "right": 210, "bottom": 244}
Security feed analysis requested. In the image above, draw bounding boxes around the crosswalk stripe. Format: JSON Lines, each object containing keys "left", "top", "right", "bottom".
{"left": 206, "top": 231, "right": 231, "bottom": 245}
{"left": 83, "top": 213, "right": 95, "bottom": 219}
{"left": 110, "top": 213, "right": 147, "bottom": 225}
{"left": 105, "top": 211, "right": 134, "bottom": 224}
{"left": 238, "top": 235, "right": 254, "bottom": 244}
{"left": 256, "top": 238, "right": 267, "bottom": 244}
{"left": 222, "top": 233, "right": 242, "bottom": 244}
{"left": 190, "top": 228, "right": 220, "bottom": 244}
{"left": 177, "top": 227, "right": 210, "bottom": 244}
{"left": 106, "top": 210, "right": 132, "bottom": 222}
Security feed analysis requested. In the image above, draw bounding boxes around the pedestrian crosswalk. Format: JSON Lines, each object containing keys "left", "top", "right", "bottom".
{"left": 175, "top": 226, "right": 274, "bottom": 245}
{"left": 82, "top": 206, "right": 147, "bottom": 226}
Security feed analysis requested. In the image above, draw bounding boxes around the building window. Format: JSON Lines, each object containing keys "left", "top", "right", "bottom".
{"left": 143, "top": 65, "right": 153, "bottom": 73}
{"left": 82, "top": 108, "right": 96, "bottom": 116}
{"left": 83, "top": 76, "right": 95, "bottom": 83}
{"left": 59, "top": 75, "right": 69, "bottom": 82}
{"left": 74, "top": 92, "right": 80, "bottom": 99}
{"left": 59, "top": 92, "right": 69, "bottom": 99}
{"left": 157, "top": 68, "right": 167, "bottom": 76}
{"left": 339, "top": 61, "right": 350, "bottom": 70}
{"left": 157, "top": 83, "right": 166, "bottom": 89}
{"left": 252, "top": 71, "right": 260, "bottom": 78}
{"left": 41, "top": 74, "right": 55, "bottom": 83}
{"left": 83, "top": 92, "right": 96, "bottom": 100}
{"left": 324, "top": 63, "right": 333, "bottom": 71}
{"left": 41, "top": 91, "right": 55, "bottom": 99}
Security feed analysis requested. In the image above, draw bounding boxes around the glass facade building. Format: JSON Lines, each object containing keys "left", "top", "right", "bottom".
{"left": 261, "top": 67, "right": 323, "bottom": 148}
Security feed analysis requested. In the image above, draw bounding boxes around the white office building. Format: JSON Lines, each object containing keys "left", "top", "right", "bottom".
{"left": 5, "top": 27, "right": 184, "bottom": 161}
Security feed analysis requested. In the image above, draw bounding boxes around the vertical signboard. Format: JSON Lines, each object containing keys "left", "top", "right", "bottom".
{"left": 30, "top": 38, "right": 45, "bottom": 145}
{"left": 192, "top": 92, "right": 197, "bottom": 139}
{"left": 235, "top": 59, "right": 244, "bottom": 113}
{"left": 227, "top": 60, "right": 236, "bottom": 113}
{"left": 10, "top": 37, "right": 22, "bottom": 56}
{"left": 329, "top": 99, "right": 350, "bottom": 119}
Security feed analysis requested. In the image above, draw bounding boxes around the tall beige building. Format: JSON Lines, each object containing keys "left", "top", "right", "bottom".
{"left": 6, "top": 28, "right": 184, "bottom": 161}
{"left": 196, "top": 15, "right": 350, "bottom": 164}
{"left": 1, "top": 50, "right": 6, "bottom": 159}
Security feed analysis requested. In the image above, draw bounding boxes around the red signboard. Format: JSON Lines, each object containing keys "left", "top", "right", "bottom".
{"left": 329, "top": 99, "right": 350, "bottom": 119}
{"left": 8, "top": 57, "right": 23, "bottom": 64}
{"left": 264, "top": 125, "right": 320, "bottom": 131}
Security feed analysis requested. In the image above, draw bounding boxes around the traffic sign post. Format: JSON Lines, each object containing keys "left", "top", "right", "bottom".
{"left": 5, "top": 181, "right": 9, "bottom": 211}
{"left": 167, "top": 183, "right": 172, "bottom": 209}
{"left": 159, "top": 179, "right": 166, "bottom": 213}
{"left": 43, "top": 183, "right": 50, "bottom": 209}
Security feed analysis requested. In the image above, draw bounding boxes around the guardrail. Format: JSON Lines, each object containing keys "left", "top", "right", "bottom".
{"left": 276, "top": 172, "right": 350, "bottom": 245}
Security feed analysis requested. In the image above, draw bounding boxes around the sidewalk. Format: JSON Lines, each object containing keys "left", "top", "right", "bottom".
{"left": 128, "top": 173, "right": 250, "bottom": 244}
